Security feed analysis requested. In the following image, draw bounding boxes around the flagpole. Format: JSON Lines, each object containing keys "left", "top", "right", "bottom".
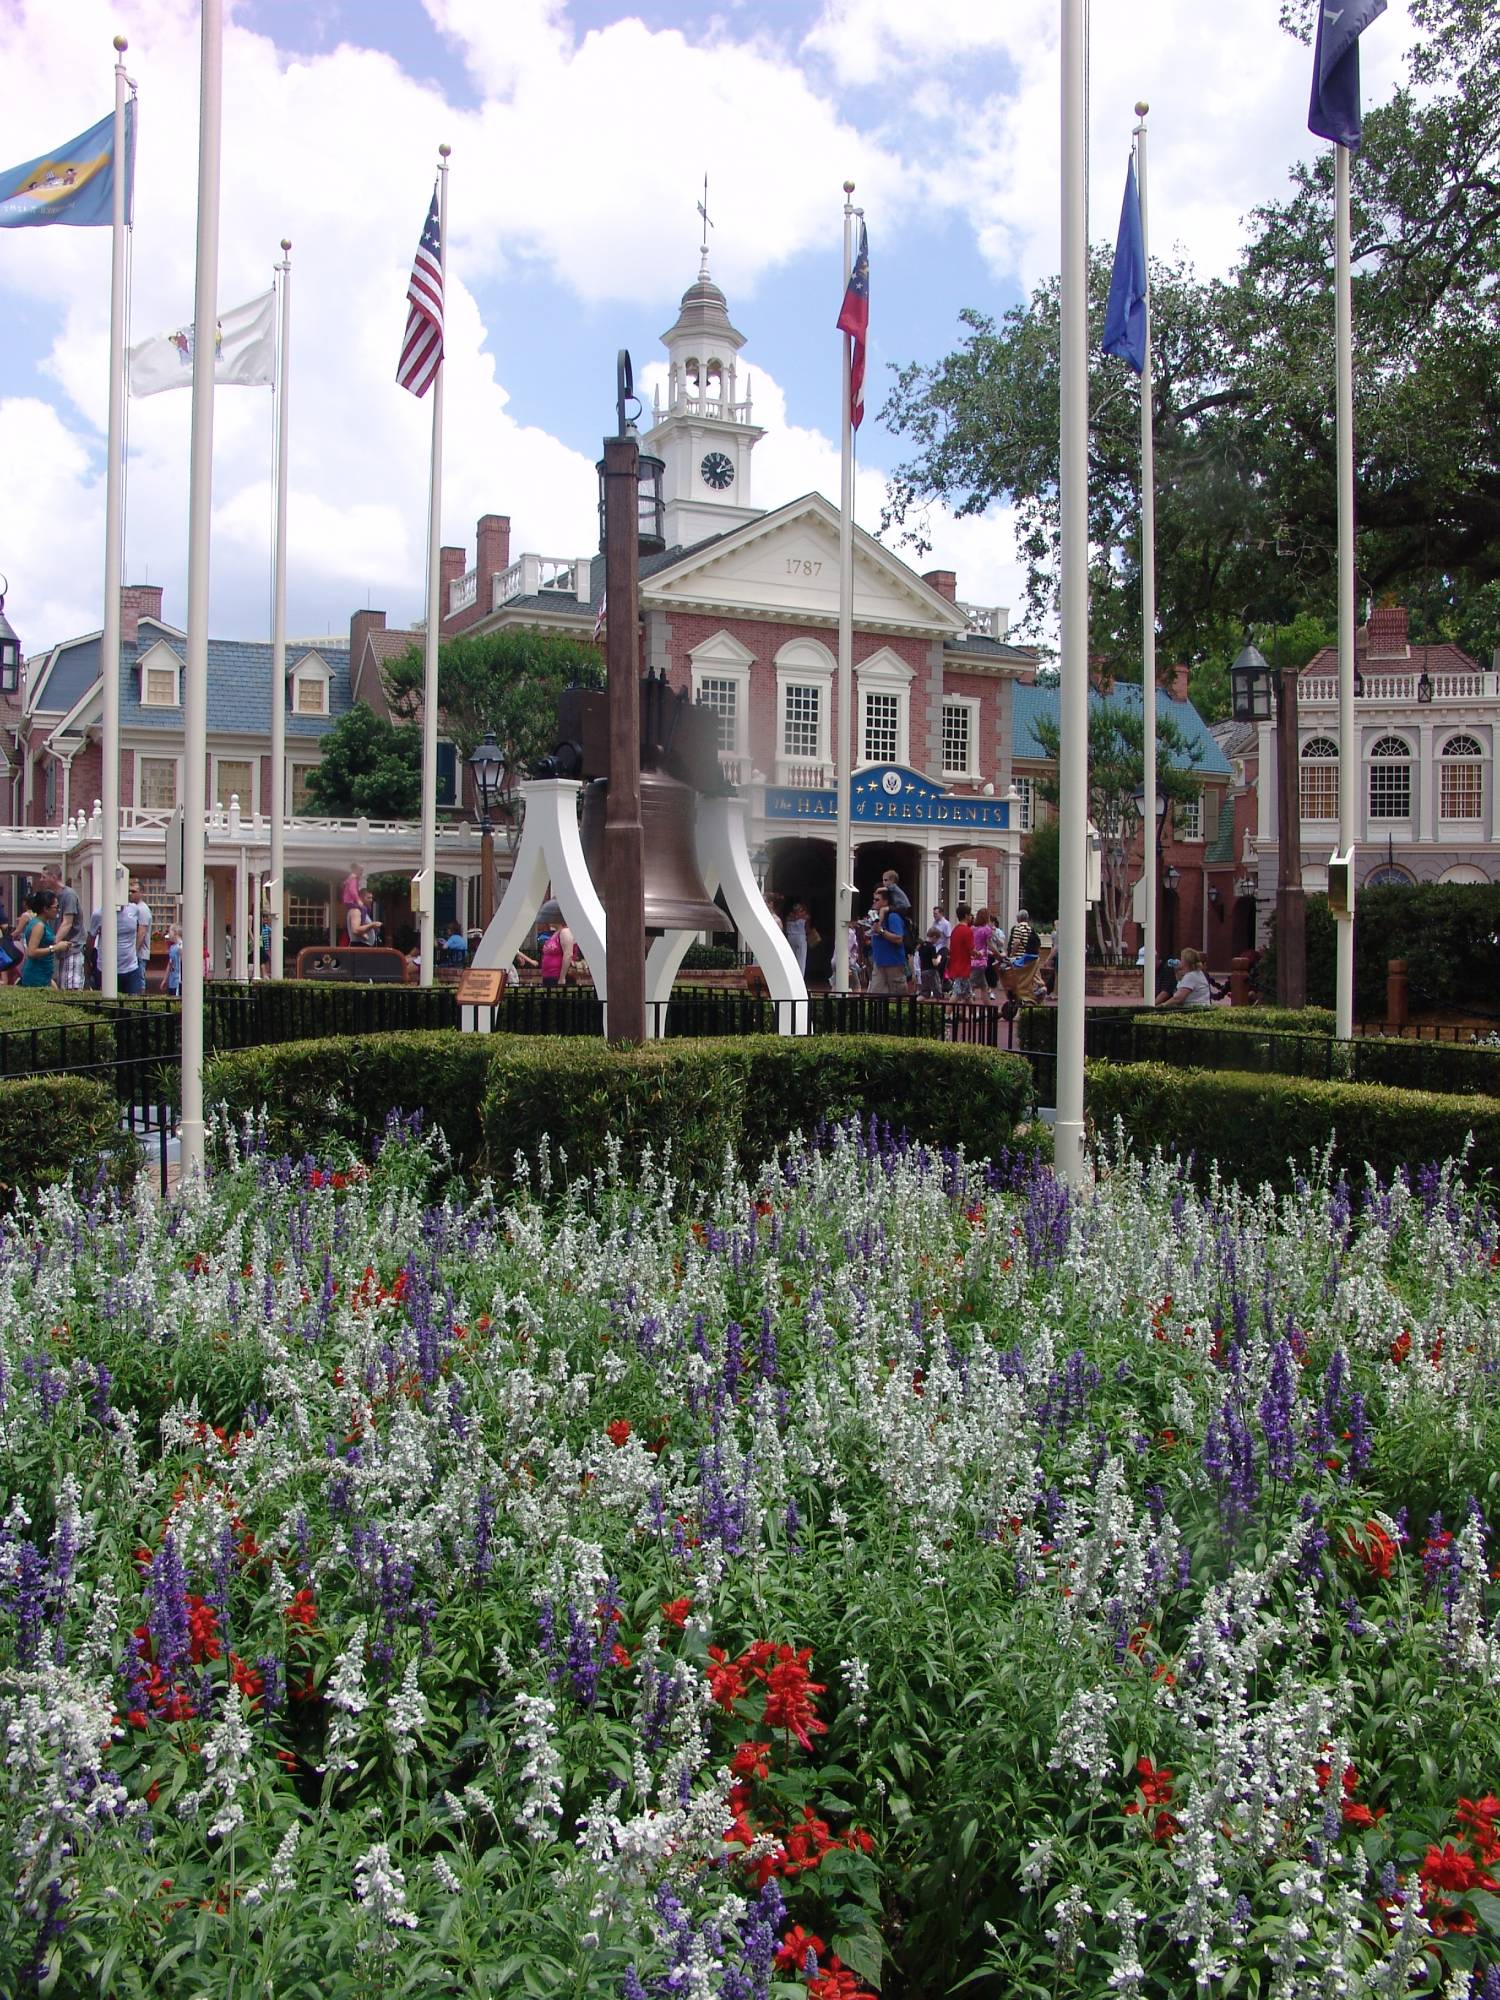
{"left": 1054, "top": 0, "right": 1089, "bottom": 1185}
{"left": 269, "top": 239, "right": 291, "bottom": 981}
{"left": 99, "top": 37, "right": 130, "bottom": 998}
{"left": 1333, "top": 141, "right": 1356, "bottom": 1040}
{"left": 418, "top": 145, "right": 449, "bottom": 988}
{"left": 833, "top": 182, "right": 856, "bottom": 997}
{"left": 1134, "top": 104, "right": 1158, "bottom": 1006}
{"left": 177, "top": 0, "right": 223, "bottom": 1180}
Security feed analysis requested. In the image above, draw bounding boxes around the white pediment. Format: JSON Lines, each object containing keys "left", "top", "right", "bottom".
{"left": 644, "top": 494, "right": 968, "bottom": 637}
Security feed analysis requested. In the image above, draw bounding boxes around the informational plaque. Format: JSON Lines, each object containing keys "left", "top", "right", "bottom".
{"left": 455, "top": 968, "right": 506, "bottom": 1007}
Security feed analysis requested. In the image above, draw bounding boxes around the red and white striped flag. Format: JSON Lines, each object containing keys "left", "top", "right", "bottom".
{"left": 397, "top": 187, "right": 443, "bottom": 397}
{"left": 592, "top": 590, "right": 607, "bottom": 644}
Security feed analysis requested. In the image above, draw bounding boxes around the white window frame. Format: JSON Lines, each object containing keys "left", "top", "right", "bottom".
{"left": 135, "top": 752, "right": 180, "bottom": 811}
{"left": 137, "top": 641, "right": 181, "bottom": 709}
{"left": 1300, "top": 736, "right": 1339, "bottom": 822}
{"left": 941, "top": 696, "right": 980, "bottom": 780}
{"left": 213, "top": 754, "right": 257, "bottom": 811}
{"left": 774, "top": 638, "right": 835, "bottom": 769}
{"left": 955, "top": 863, "right": 974, "bottom": 913}
{"left": 286, "top": 762, "right": 318, "bottom": 816}
{"left": 1439, "top": 734, "right": 1484, "bottom": 823}
{"left": 854, "top": 646, "right": 914, "bottom": 769}
{"left": 1367, "top": 733, "right": 1413, "bottom": 822}
{"left": 1177, "top": 793, "right": 1203, "bottom": 841}
{"left": 688, "top": 631, "right": 754, "bottom": 759}
{"left": 1013, "top": 775, "right": 1036, "bottom": 831}
{"left": 285, "top": 892, "right": 329, "bottom": 931}
{"left": 861, "top": 688, "right": 901, "bottom": 767}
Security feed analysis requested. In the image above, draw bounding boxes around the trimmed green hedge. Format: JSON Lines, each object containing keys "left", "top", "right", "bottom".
{"left": 1350, "top": 1035, "right": 1500, "bottom": 1099}
{"left": 0, "top": 990, "right": 117, "bottom": 1078}
{"left": 1086, "top": 1059, "right": 1500, "bottom": 1191}
{"left": 0, "top": 1074, "right": 139, "bottom": 1206}
{"left": 1016, "top": 1004, "right": 1335, "bottom": 1053}
{"left": 206, "top": 1032, "right": 1036, "bottom": 1189}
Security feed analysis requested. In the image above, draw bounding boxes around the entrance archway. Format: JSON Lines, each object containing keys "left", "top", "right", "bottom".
{"left": 854, "top": 840, "right": 924, "bottom": 924}
{"left": 766, "top": 836, "right": 834, "bottom": 982}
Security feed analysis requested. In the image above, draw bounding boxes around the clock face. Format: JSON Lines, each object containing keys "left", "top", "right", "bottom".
{"left": 700, "top": 450, "right": 735, "bottom": 491}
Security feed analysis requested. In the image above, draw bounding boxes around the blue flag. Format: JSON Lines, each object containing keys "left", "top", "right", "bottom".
{"left": 1308, "top": 0, "right": 1386, "bottom": 150}
{"left": 0, "top": 104, "right": 135, "bottom": 229}
{"left": 1101, "top": 156, "right": 1146, "bottom": 374}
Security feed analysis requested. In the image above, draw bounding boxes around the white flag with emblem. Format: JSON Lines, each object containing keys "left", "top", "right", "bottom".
{"left": 128, "top": 289, "right": 276, "bottom": 397}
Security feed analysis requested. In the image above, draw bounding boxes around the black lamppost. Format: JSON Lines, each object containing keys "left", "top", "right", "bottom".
{"left": 1163, "top": 862, "right": 1181, "bottom": 960}
{"left": 596, "top": 351, "right": 665, "bottom": 1045}
{"left": 0, "top": 578, "right": 20, "bottom": 697}
{"left": 468, "top": 731, "right": 506, "bottom": 931}
{"left": 1230, "top": 641, "right": 1304, "bottom": 1007}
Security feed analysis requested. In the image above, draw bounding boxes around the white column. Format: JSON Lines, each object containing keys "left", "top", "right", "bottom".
{"left": 417, "top": 146, "right": 450, "bottom": 986}
{"left": 1004, "top": 840, "right": 1022, "bottom": 931}
{"left": 1136, "top": 104, "right": 1158, "bottom": 1006}
{"left": 232, "top": 849, "right": 248, "bottom": 980}
{"left": 833, "top": 183, "right": 857, "bottom": 994}
{"left": 921, "top": 846, "right": 942, "bottom": 930}
{"left": 1417, "top": 719, "right": 1435, "bottom": 843}
{"left": 269, "top": 239, "right": 292, "bottom": 979}
{"left": 99, "top": 39, "right": 131, "bottom": 997}
{"left": 1054, "top": 0, "right": 1089, "bottom": 1181}
{"left": 177, "top": 0, "right": 222, "bottom": 1177}
{"left": 1333, "top": 142, "right": 1357, "bottom": 1041}
{"left": 250, "top": 868, "right": 262, "bottom": 979}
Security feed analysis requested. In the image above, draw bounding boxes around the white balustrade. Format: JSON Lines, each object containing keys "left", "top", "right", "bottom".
{"left": 448, "top": 569, "right": 478, "bottom": 615}
{"left": 774, "top": 758, "right": 833, "bottom": 790}
{"left": 958, "top": 601, "right": 1009, "bottom": 640}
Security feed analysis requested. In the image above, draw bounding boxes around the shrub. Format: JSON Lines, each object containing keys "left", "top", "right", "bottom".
{"left": 0, "top": 1073, "right": 139, "bottom": 1206}
{"left": 207, "top": 1032, "right": 1036, "bottom": 1191}
{"left": 0, "top": 990, "right": 116, "bottom": 1078}
{"left": 1086, "top": 1058, "right": 1500, "bottom": 1190}
{"left": 1263, "top": 881, "right": 1500, "bottom": 1016}
{"left": 205, "top": 1030, "right": 493, "bottom": 1164}
{"left": 679, "top": 943, "right": 741, "bottom": 972}
{"left": 1349, "top": 1034, "right": 1500, "bottom": 1098}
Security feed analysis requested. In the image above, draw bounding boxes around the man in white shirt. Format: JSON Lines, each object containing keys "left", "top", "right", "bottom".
{"left": 88, "top": 891, "right": 151, "bottom": 994}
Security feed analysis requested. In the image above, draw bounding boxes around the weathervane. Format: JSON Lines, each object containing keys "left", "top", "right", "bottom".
{"left": 697, "top": 172, "right": 713, "bottom": 271}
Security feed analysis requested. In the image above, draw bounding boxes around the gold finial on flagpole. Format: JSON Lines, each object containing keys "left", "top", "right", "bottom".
{"left": 438, "top": 143, "right": 451, "bottom": 159}
{"left": 114, "top": 34, "right": 128, "bottom": 52}
{"left": 1135, "top": 100, "right": 1149, "bottom": 115}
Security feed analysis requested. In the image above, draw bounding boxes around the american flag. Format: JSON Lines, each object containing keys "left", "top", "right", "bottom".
{"left": 397, "top": 188, "right": 443, "bottom": 397}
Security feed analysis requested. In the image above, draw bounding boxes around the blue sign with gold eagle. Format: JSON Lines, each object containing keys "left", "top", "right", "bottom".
{"left": 764, "top": 765, "right": 1013, "bottom": 831}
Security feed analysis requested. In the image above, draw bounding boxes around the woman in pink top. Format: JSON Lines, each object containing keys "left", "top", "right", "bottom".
{"left": 972, "top": 909, "right": 997, "bottom": 1002}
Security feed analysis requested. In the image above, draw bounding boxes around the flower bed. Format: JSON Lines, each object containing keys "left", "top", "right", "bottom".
{"left": 1, "top": 1115, "right": 1498, "bottom": 1995}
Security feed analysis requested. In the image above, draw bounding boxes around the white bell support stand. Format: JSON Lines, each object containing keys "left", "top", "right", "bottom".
{"left": 466, "top": 779, "right": 607, "bottom": 1032}
{"left": 643, "top": 795, "right": 809, "bottom": 1035}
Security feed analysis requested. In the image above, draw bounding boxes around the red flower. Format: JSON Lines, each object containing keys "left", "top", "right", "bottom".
{"left": 186, "top": 1595, "right": 222, "bottom": 1665}
{"left": 660, "top": 1596, "right": 692, "bottom": 1629}
{"left": 1342, "top": 1802, "right": 1379, "bottom": 1829}
{"left": 1457, "top": 1795, "right": 1500, "bottom": 1862}
{"left": 775, "top": 1926, "right": 826, "bottom": 1974}
{"left": 762, "top": 1646, "right": 827, "bottom": 1751}
{"left": 730, "top": 1739, "right": 771, "bottom": 1781}
{"left": 706, "top": 1646, "right": 749, "bottom": 1712}
{"left": 1133, "top": 1756, "right": 1175, "bottom": 1806}
{"left": 1390, "top": 1331, "right": 1412, "bottom": 1366}
{"left": 230, "top": 1654, "right": 264, "bottom": 1705}
{"left": 1421, "top": 1842, "right": 1497, "bottom": 1895}
{"left": 1345, "top": 1520, "right": 1397, "bottom": 1579}
{"left": 741, "top": 1639, "right": 778, "bottom": 1675}
{"left": 1150, "top": 1810, "right": 1180, "bottom": 1843}
{"left": 283, "top": 1589, "right": 318, "bottom": 1629}
{"left": 610, "top": 1642, "right": 631, "bottom": 1669}
{"left": 808, "top": 1965, "right": 870, "bottom": 2000}
{"left": 605, "top": 1419, "right": 632, "bottom": 1448}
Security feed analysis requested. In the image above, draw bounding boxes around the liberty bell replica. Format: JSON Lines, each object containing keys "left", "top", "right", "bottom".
{"left": 535, "top": 672, "right": 733, "bottom": 936}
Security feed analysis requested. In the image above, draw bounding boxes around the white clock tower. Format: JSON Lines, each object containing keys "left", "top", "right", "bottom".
{"left": 646, "top": 247, "right": 765, "bottom": 549}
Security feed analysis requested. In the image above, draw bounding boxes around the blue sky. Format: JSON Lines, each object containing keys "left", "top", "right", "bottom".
{"left": 0, "top": 0, "right": 1416, "bottom": 653}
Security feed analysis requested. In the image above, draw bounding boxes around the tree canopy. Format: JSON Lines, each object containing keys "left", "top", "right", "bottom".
{"left": 881, "top": 0, "right": 1500, "bottom": 699}
{"left": 382, "top": 628, "right": 606, "bottom": 776}
{"left": 302, "top": 705, "right": 421, "bottom": 820}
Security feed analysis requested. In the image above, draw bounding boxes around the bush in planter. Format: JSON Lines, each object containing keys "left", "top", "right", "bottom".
{"left": 208, "top": 1031, "right": 1035, "bottom": 1191}
{"left": 1085, "top": 1058, "right": 1500, "bottom": 1191}
{"left": 679, "top": 943, "right": 741, "bottom": 973}
{"left": 0, "top": 1073, "right": 139, "bottom": 1206}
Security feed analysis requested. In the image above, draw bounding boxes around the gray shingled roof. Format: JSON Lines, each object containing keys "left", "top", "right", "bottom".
{"left": 34, "top": 633, "right": 101, "bottom": 715}
{"left": 120, "top": 629, "right": 352, "bottom": 736}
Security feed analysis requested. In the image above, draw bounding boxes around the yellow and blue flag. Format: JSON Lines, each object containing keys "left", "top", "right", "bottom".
{"left": 0, "top": 104, "right": 134, "bottom": 229}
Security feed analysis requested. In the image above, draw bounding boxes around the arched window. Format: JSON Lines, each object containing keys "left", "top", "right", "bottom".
{"left": 1299, "top": 736, "right": 1338, "bottom": 821}
{"left": 1368, "top": 735, "right": 1412, "bottom": 821}
{"left": 1439, "top": 733, "right": 1484, "bottom": 821}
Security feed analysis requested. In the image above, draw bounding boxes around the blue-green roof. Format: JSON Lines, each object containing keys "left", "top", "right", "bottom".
{"left": 1012, "top": 680, "right": 1232, "bottom": 778}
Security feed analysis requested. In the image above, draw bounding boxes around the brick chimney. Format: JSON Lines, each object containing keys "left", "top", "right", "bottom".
{"left": 1366, "top": 603, "right": 1410, "bottom": 660}
{"left": 439, "top": 545, "right": 466, "bottom": 621}
{"left": 475, "top": 514, "right": 511, "bottom": 590}
{"left": 120, "top": 583, "right": 164, "bottom": 649}
{"left": 1159, "top": 662, "right": 1192, "bottom": 702}
{"left": 922, "top": 568, "right": 958, "bottom": 603}
{"left": 349, "top": 608, "right": 386, "bottom": 671}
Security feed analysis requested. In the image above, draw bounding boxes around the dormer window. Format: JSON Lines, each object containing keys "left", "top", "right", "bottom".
{"left": 288, "top": 651, "right": 332, "bottom": 718}
{"left": 138, "top": 643, "right": 181, "bottom": 707}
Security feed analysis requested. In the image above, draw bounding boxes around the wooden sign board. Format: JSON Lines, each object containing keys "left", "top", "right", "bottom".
{"left": 455, "top": 967, "right": 506, "bottom": 1007}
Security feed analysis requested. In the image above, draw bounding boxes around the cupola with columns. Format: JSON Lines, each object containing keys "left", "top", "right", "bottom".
{"left": 646, "top": 201, "right": 765, "bottom": 549}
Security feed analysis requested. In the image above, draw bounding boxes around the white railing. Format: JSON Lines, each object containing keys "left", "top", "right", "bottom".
{"left": 448, "top": 569, "right": 478, "bottom": 615}
{"left": 654, "top": 386, "right": 753, "bottom": 425}
{"left": 718, "top": 753, "right": 754, "bottom": 787}
{"left": 958, "top": 601, "right": 1009, "bottom": 640}
{"left": 492, "top": 554, "right": 589, "bottom": 609}
{"left": 1301, "top": 670, "right": 1497, "bottom": 703}
{"left": 774, "top": 758, "right": 833, "bottom": 790}
{"left": 0, "top": 806, "right": 483, "bottom": 857}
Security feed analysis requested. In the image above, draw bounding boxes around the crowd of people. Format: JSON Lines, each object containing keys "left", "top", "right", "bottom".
{"left": 0, "top": 866, "right": 158, "bottom": 992}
